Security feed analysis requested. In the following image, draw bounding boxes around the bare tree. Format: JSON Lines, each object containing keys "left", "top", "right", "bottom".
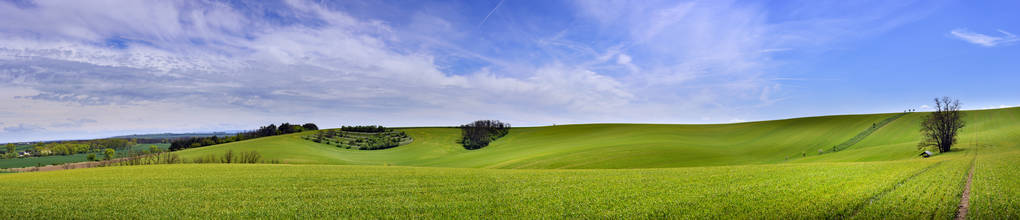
{"left": 919, "top": 97, "right": 965, "bottom": 153}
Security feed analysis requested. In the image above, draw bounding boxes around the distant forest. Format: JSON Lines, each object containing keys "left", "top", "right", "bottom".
{"left": 339, "top": 125, "right": 389, "bottom": 133}
{"left": 111, "top": 132, "right": 240, "bottom": 139}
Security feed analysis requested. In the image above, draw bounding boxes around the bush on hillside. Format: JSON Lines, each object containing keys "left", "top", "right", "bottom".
{"left": 114, "top": 152, "right": 181, "bottom": 166}
{"left": 239, "top": 151, "right": 261, "bottom": 163}
{"left": 221, "top": 150, "right": 235, "bottom": 163}
{"left": 460, "top": 120, "right": 511, "bottom": 150}
{"left": 302, "top": 123, "right": 319, "bottom": 131}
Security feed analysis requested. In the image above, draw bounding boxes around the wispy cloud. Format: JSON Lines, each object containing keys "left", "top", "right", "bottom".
{"left": 478, "top": 0, "right": 505, "bottom": 27}
{"left": 50, "top": 118, "right": 98, "bottom": 128}
{"left": 0, "top": 0, "right": 943, "bottom": 142}
{"left": 950, "top": 29, "right": 1019, "bottom": 47}
{"left": 3, "top": 123, "right": 44, "bottom": 133}
{"left": 0, "top": 0, "right": 638, "bottom": 142}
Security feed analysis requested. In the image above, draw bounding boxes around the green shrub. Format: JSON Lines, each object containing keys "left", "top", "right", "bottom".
{"left": 239, "top": 151, "right": 261, "bottom": 164}
{"left": 221, "top": 150, "right": 235, "bottom": 163}
{"left": 103, "top": 149, "right": 115, "bottom": 160}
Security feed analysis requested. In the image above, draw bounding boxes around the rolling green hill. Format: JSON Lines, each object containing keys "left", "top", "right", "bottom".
{"left": 4, "top": 107, "right": 1018, "bottom": 218}
{"left": 175, "top": 107, "right": 1020, "bottom": 169}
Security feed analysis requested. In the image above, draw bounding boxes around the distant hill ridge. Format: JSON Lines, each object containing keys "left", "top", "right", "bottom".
{"left": 111, "top": 131, "right": 241, "bottom": 139}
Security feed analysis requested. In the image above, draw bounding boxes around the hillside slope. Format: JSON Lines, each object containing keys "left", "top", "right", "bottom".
{"left": 175, "top": 107, "right": 1020, "bottom": 169}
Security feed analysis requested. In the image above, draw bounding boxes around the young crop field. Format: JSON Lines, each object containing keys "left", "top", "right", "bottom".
{"left": 0, "top": 160, "right": 953, "bottom": 219}
{"left": 971, "top": 150, "right": 1020, "bottom": 219}
{"left": 3, "top": 108, "right": 1018, "bottom": 218}
{"left": 850, "top": 153, "right": 971, "bottom": 219}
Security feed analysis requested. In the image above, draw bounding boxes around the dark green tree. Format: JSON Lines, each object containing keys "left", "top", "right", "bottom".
{"left": 302, "top": 123, "right": 319, "bottom": 131}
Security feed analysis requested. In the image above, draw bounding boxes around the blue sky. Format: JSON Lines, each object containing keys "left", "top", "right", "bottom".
{"left": 0, "top": 0, "right": 1018, "bottom": 143}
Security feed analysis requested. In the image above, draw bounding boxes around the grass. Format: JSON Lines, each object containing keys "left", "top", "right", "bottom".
{"left": 969, "top": 107, "right": 1020, "bottom": 219}
{"left": 826, "top": 112, "right": 906, "bottom": 153}
{"left": 850, "top": 153, "right": 971, "bottom": 219}
{"left": 0, "top": 160, "right": 939, "bottom": 219}
{"left": 972, "top": 150, "right": 1020, "bottom": 219}
{"left": 0, "top": 144, "right": 169, "bottom": 169}
{"left": 3, "top": 107, "right": 1019, "bottom": 218}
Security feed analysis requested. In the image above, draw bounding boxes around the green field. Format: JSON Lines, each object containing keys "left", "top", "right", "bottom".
{"left": 0, "top": 144, "right": 170, "bottom": 169}
{"left": 1, "top": 107, "right": 1018, "bottom": 218}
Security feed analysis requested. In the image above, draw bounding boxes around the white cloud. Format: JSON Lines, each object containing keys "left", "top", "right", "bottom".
{"left": 950, "top": 29, "right": 1019, "bottom": 47}
{"left": 728, "top": 118, "right": 747, "bottom": 123}
{"left": 976, "top": 104, "right": 1017, "bottom": 110}
{"left": 616, "top": 54, "right": 632, "bottom": 65}
{"left": 0, "top": 0, "right": 642, "bottom": 142}
{"left": 570, "top": 0, "right": 931, "bottom": 116}
{"left": 0, "top": 0, "right": 945, "bottom": 142}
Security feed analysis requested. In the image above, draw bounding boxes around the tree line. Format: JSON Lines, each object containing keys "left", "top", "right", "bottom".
{"left": 3, "top": 138, "right": 137, "bottom": 158}
{"left": 189, "top": 150, "right": 269, "bottom": 164}
{"left": 340, "top": 125, "right": 389, "bottom": 133}
{"left": 169, "top": 123, "right": 318, "bottom": 151}
{"left": 460, "top": 120, "right": 510, "bottom": 150}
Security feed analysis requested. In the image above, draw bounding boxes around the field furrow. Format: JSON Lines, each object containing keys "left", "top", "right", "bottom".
{"left": 851, "top": 156, "right": 971, "bottom": 219}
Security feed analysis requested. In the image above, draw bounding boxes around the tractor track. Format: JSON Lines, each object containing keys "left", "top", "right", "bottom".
{"left": 844, "top": 160, "right": 945, "bottom": 219}
{"left": 955, "top": 116, "right": 982, "bottom": 220}
{"left": 955, "top": 156, "right": 976, "bottom": 220}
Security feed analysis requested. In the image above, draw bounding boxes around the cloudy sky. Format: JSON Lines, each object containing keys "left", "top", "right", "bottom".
{"left": 1, "top": 0, "right": 1018, "bottom": 143}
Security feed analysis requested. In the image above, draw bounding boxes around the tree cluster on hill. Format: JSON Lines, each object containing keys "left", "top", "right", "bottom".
{"left": 919, "top": 97, "right": 965, "bottom": 153}
{"left": 460, "top": 120, "right": 511, "bottom": 150}
{"left": 340, "top": 125, "right": 389, "bottom": 133}
{"left": 304, "top": 130, "right": 410, "bottom": 150}
{"left": 169, "top": 123, "right": 318, "bottom": 151}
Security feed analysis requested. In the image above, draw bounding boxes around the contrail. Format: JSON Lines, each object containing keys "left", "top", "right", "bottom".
{"left": 478, "top": 0, "right": 505, "bottom": 27}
